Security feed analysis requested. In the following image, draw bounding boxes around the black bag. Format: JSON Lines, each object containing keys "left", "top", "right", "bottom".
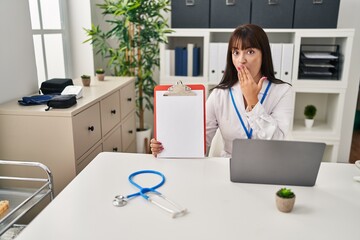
{"left": 40, "top": 78, "right": 73, "bottom": 94}
{"left": 45, "top": 94, "right": 77, "bottom": 111}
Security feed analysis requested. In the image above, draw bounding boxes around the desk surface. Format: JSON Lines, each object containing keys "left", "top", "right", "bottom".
{"left": 16, "top": 152, "right": 360, "bottom": 240}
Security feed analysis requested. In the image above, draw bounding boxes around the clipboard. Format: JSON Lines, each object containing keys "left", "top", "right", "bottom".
{"left": 154, "top": 81, "right": 206, "bottom": 158}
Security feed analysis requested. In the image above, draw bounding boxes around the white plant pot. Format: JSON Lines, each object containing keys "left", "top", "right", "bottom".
{"left": 305, "top": 119, "right": 314, "bottom": 128}
{"left": 136, "top": 125, "right": 152, "bottom": 153}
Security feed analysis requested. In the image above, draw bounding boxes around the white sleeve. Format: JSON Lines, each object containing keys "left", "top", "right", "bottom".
{"left": 245, "top": 86, "right": 294, "bottom": 140}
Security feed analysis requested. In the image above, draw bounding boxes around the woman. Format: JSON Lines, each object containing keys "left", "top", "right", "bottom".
{"left": 151, "top": 24, "right": 294, "bottom": 157}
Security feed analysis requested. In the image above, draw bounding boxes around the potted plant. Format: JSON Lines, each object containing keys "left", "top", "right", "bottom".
{"left": 275, "top": 188, "right": 296, "bottom": 213}
{"left": 95, "top": 68, "right": 105, "bottom": 81}
{"left": 84, "top": 0, "right": 172, "bottom": 153}
{"left": 304, "top": 105, "right": 317, "bottom": 128}
{"left": 81, "top": 75, "right": 91, "bottom": 87}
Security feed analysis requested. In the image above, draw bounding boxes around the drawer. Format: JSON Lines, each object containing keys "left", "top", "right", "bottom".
{"left": 76, "top": 144, "right": 102, "bottom": 174}
{"left": 293, "top": 0, "right": 340, "bottom": 28}
{"left": 103, "top": 126, "right": 122, "bottom": 152}
{"left": 251, "top": 0, "right": 295, "bottom": 28}
{"left": 120, "top": 82, "right": 135, "bottom": 119}
{"left": 122, "top": 114, "right": 136, "bottom": 151}
{"left": 101, "top": 91, "right": 121, "bottom": 136}
{"left": 171, "top": 0, "right": 210, "bottom": 28}
{"left": 210, "top": 0, "right": 251, "bottom": 28}
{"left": 73, "top": 103, "right": 101, "bottom": 159}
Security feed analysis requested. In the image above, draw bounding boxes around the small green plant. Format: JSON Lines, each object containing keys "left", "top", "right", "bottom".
{"left": 95, "top": 68, "right": 105, "bottom": 74}
{"left": 81, "top": 75, "right": 90, "bottom": 79}
{"left": 304, "top": 105, "right": 317, "bottom": 119}
{"left": 276, "top": 188, "right": 295, "bottom": 199}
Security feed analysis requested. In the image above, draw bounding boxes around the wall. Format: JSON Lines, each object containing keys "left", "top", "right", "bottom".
{"left": 337, "top": 1, "right": 360, "bottom": 162}
{"left": 66, "top": 0, "right": 94, "bottom": 79}
{"left": 0, "top": 0, "right": 38, "bottom": 104}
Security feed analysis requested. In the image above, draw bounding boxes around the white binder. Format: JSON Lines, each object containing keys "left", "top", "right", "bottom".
{"left": 165, "top": 49, "right": 175, "bottom": 77}
{"left": 217, "top": 42, "right": 228, "bottom": 83}
{"left": 281, "top": 43, "right": 294, "bottom": 83}
{"left": 187, "top": 43, "right": 194, "bottom": 76}
{"left": 209, "top": 43, "right": 218, "bottom": 84}
{"left": 270, "top": 43, "right": 282, "bottom": 80}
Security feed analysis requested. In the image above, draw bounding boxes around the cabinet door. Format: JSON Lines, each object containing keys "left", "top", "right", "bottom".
{"left": 76, "top": 144, "right": 102, "bottom": 174}
{"left": 120, "top": 83, "right": 135, "bottom": 119}
{"left": 103, "top": 126, "right": 122, "bottom": 152}
{"left": 100, "top": 91, "right": 121, "bottom": 136}
{"left": 73, "top": 103, "right": 101, "bottom": 159}
{"left": 121, "top": 114, "right": 136, "bottom": 151}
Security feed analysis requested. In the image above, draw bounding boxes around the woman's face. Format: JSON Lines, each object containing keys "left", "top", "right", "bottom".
{"left": 231, "top": 40, "right": 263, "bottom": 82}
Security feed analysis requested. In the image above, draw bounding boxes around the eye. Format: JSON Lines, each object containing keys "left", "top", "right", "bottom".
{"left": 247, "top": 49, "right": 255, "bottom": 55}
{"left": 232, "top": 49, "right": 239, "bottom": 56}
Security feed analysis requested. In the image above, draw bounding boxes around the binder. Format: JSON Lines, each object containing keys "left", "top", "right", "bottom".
{"left": 187, "top": 43, "right": 194, "bottom": 76}
{"left": 217, "top": 43, "right": 228, "bottom": 83}
{"left": 209, "top": 43, "right": 219, "bottom": 83}
{"left": 193, "top": 47, "right": 200, "bottom": 76}
{"left": 165, "top": 49, "right": 175, "bottom": 76}
{"left": 270, "top": 43, "right": 282, "bottom": 80}
{"left": 281, "top": 44, "right": 294, "bottom": 83}
{"left": 154, "top": 81, "right": 206, "bottom": 158}
{"left": 175, "top": 47, "right": 183, "bottom": 76}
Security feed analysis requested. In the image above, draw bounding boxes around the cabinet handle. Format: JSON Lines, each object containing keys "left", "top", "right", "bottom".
{"left": 268, "top": 0, "right": 278, "bottom": 5}
{"left": 127, "top": 98, "right": 132, "bottom": 102}
{"left": 185, "top": 0, "right": 194, "bottom": 6}
{"left": 112, "top": 147, "right": 118, "bottom": 152}
{"left": 313, "top": 0, "right": 323, "bottom": 4}
{"left": 88, "top": 126, "right": 95, "bottom": 131}
{"left": 128, "top": 130, "right": 133, "bottom": 134}
{"left": 226, "top": 0, "right": 235, "bottom": 6}
{"left": 111, "top": 109, "right": 116, "bottom": 114}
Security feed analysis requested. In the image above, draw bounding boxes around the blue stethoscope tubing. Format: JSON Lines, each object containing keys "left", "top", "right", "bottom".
{"left": 126, "top": 170, "right": 165, "bottom": 200}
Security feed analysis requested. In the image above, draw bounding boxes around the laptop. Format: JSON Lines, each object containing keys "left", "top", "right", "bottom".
{"left": 230, "top": 139, "right": 326, "bottom": 186}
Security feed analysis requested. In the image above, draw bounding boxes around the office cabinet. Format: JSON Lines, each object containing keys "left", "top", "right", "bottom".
{"left": 171, "top": 0, "right": 210, "bottom": 28}
{"left": 160, "top": 28, "right": 355, "bottom": 162}
{"left": 210, "top": 0, "right": 251, "bottom": 28}
{"left": 293, "top": 0, "right": 340, "bottom": 28}
{"left": 251, "top": 0, "right": 295, "bottom": 28}
{"left": 0, "top": 77, "right": 136, "bottom": 195}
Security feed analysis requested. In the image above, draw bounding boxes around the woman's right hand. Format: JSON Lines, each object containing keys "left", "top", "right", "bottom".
{"left": 150, "top": 138, "right": 163, "bottom": 157}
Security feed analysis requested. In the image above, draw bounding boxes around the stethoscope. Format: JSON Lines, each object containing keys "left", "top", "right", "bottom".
{"left": 112, "top": 170, "right": 187, "bottom": 218}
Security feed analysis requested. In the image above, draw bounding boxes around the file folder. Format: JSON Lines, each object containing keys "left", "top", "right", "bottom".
{"left": 270, "top": 43, "right": 282, "bottom": 80}
{"left": 209, "top": 43, "right": 219, "bottom": 84}
{"left": 281, "top": 44, "right": 294, "bottom": 84}
{"left": 154, "top": 81, "right": 206, "bottom": 158}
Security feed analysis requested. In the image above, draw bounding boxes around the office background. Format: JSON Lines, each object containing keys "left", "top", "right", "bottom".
{"left": 0, "top": 0, "right": 359, "bottom": 162}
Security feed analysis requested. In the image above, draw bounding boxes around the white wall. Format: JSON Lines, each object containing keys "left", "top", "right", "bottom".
{"left": 66, "top": 0, "right": 94, "bottom": 79}
{"left": 337, "top": 1, "right": 360, "bottom": 162}
{"left": 0, "top": 0, "right": 38, "bottom": 104}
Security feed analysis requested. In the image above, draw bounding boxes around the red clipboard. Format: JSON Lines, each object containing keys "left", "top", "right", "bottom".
{"left": 154, "top": 82, "right": 206, "bottom": 158}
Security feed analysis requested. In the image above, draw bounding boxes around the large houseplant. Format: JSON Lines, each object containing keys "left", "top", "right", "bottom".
{"left": 84, "top": 0, "right": 172, "bottom": 137}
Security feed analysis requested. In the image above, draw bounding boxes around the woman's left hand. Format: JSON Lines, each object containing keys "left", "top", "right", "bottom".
{"left": 237, "top": 65, "right": 266, "bottom": 106}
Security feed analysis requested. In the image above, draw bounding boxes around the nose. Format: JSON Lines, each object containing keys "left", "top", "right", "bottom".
{"left": 238, "top": 52, "right": 247, "bottom": 64}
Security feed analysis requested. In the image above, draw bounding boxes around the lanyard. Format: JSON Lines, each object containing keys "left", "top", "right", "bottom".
{"left": 229, "top": 82, "right": 271, "bottom": 139}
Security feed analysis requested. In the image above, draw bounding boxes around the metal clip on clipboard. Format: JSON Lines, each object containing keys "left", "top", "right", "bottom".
{"left": 163, "top": 81, "right": 196, "bottom": 96}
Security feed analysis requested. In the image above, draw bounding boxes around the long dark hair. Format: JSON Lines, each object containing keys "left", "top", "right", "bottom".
{"left": 216, "top": 24, "right": 288, "bottom": 89}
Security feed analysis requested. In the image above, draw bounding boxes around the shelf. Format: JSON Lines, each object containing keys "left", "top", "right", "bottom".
{"left": 160, "top": 28, "right": 355, "bottom": 162}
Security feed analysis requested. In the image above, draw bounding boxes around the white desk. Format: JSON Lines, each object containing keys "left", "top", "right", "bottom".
{"left": 16, "top": 152, "right": 360, "bottom": 240}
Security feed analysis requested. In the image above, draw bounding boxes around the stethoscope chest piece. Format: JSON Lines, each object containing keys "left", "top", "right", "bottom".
{"left": 113, "top": 195, "right": 127, "bottom": 207}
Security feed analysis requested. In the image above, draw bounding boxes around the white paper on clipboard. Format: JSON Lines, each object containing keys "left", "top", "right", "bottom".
{"left": 154, "top": 82, "right": 206, "bottom": 158}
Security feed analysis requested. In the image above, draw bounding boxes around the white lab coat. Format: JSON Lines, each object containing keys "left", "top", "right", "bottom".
{"left": 206, "top": 80, "right": 294, "bottom": 157}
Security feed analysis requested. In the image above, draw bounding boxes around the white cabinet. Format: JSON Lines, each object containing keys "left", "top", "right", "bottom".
{"left": 160, "top": 28, "right": 354, "bottom": 162}
{"left": 0, "top": 77, "right": 136, "bottom": 195}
